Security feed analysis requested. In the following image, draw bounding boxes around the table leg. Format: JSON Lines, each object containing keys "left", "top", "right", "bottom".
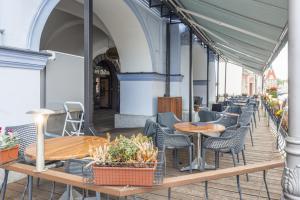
{"left": 180, "top": 133, "right": 216, "bottom": 171}
{"left": 28, "top": 176, "right": 33, "bottom": 200}
{"left": 200, "top": 134, "right": 204, "bottom": 157}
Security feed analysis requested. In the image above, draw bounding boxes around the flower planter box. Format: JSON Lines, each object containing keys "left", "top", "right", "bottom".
{"left": 0, "top": 145, "right": 19, "bottom": 165}
{"left": 92, "top": 165, "right": 156, "bottom": 186}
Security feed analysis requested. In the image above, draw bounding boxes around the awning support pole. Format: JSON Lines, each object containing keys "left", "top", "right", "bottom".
{"left": 84, "top": 0, "right": 93, "bottom": 132}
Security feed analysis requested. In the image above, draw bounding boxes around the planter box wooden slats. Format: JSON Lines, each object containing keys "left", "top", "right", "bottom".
{"left": 0, "top": 145, "right": 19, "bottom": 165}
{"left": 93, "top": 166, "right": 156, "bottom": 186}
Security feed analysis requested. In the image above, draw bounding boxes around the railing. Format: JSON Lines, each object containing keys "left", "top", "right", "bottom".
{"left": 3, "top": 160, "right": 284, "bottom": 199}
{"left": 262, "top": 99, "right": 288, "bottom": 153}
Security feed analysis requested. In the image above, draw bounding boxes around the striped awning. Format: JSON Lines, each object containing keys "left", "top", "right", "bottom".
{"left": 166, "top": 0, "right": 288, "bottom": 72}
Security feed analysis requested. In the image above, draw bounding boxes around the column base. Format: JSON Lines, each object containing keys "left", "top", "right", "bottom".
{"left": 282, "top": 166, "right": 300, "bottom": 199}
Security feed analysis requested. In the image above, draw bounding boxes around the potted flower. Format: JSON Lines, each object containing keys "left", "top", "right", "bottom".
{"left": 0, "top": 127, "right": 19, "bottom": 164}
{"left": 87, "top": 134, "right": 159, "bottom": 186}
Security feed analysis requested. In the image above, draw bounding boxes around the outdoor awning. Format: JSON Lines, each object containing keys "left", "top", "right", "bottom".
{"left": 166, "top": 0, "right": 288, "bottom": 73}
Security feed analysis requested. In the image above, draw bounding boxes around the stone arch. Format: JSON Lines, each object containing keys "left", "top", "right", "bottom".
{"left": 27, "top": 0, "right": 154, "bottom": 72}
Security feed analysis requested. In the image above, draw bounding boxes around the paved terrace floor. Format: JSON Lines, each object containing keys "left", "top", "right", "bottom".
{"left": 5, "top": 110, "right": 283, "bottom": 199}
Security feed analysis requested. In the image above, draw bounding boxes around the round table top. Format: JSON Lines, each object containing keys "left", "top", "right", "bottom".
{"left": 25, "top": 136, "right": 107, "bottom": 161}
{"left": 174, "top": 122, "right": 225, "bottom": 134}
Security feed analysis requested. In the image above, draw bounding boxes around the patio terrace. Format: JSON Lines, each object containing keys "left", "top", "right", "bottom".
{"left": 4, "top": 110, "right": 283, "bottom": 200}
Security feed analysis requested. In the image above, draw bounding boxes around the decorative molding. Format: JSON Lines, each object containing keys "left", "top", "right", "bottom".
{"left": 0, "top": 46, "right": 50, "bottom": 70}
{"left": 282, "top": 166, "right": 300, "bottom": 199}
{"left": 117, "top": 72, "right": 184, "bottom": 82}
{"left": 194, "top": 80, "right": 207, "bottom": 85}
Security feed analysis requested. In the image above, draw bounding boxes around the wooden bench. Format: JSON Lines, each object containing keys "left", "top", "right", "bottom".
{"left": 3, "top": 160, "right": 284, "bottom": 198}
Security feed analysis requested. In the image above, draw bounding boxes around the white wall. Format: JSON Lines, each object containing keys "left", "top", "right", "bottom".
{"left": 226, "top": 63, "right": 243, "bottom": 96}
{"left": 180, "top": 45, "right": 191, "bottom": 111}
{"left": 45, "top": 51, "right": 84, "bottom": 110}
{"left": 193, "top": 44, "right": 208, "bottom": 105}
{"left": 0, "top": 67, "right": 41, "bottom": 126}
{"left": 209, "top": 58, "right": 217, "bottom": 104}
{"left": 193, "top": 44, "right": 207, "bottom": 80}
{"left": 93, "top": 0, "right": 153, "bottom": 72}
{"left": 0, "top": 0, "right": 43, "bottom": 48}
{"left": 119, "top": 81, "right": 165, "bottom": 116}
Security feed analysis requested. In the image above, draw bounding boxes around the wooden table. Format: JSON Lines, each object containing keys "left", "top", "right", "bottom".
{"left": 25, "top": 136, "right": 107, "bottom": 161}
{"left": 24, "top": 136, "right": 106, "bottom": 200}
{"left": 174, "top": 122, "right": 225, "bottom": 171}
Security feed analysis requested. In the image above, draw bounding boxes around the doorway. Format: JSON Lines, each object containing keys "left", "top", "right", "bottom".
{"left": 93, "top": 54, "right": 120, "bottom": 130}
{"left": 94, "top": 65, "right": 112, "bottom": 109}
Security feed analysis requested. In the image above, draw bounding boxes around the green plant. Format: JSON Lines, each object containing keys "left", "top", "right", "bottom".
{"left": 0, "top": 127, "right": 18, "bottom": 150}
{"left": 109, "top": 135, "right": 139, "bottom": 162}
{"left": 87, "top": 134, "right": 158, "bottom": 168}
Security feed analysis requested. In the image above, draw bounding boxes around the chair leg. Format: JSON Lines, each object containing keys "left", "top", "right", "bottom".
{"left": 0, "top": 170, "right": 9, "bottom": 200}
{"left": 201, "top": 148, "right": 207, "bottom": 171}
{"left": 188, "top": 146, "right": 193, "bottom": 173}
{"left": 236, "top": 175, "right": 242, "bottom": 200}
{"left": 205, "top": 181, "right": 208, "bottom": 200}
{"left": 37, "top": 177, "right": 40, "bottom": 188}
{"left": 163, "top": 148, "right": 167, "bottom": 176}
{"left": 172, "top": 149, "right": 178, "bottom": 168}
{"left": 231, "top": 151, "right": 236, "bottom": 167}
{"left": 168, "top": 188, "right": 171, "bottom": 200}
{"left": 241, "top": 150, "right": 249, "bottom": 181}
{"left": 249, "top": 127, "right": 254, "bottom": 146}
{"left": 237, "top": 153, "right": 240, "bottom": 163}
{"left": 214, "top": 151, "right": 219, "bottom": 169}
{"left": 21, "top": 175, "right": 29, "bottom": 200}
{"left": 263, "top": 170, "right": 271, "bottom": 200}
{"left": 253, "top": 113, "right": 257, "bottom": 128}
{"left": 49, "top": 182, "right": 56, "bottom": 200}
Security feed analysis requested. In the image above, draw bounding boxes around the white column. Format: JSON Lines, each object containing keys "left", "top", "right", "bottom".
{"left": 282, "top": 1, "right": 300, "bottom": 198}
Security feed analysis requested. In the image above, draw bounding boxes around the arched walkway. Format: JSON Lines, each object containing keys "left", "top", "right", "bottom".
{"left": 28, "top": 0, "right": 153, "bottom": 72}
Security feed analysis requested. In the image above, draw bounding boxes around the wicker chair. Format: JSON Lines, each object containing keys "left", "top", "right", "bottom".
{"left": 157, "top": 112, "right": 181, "bottom": 134}
{"left": 156, "top": 123, "right": 194, "bottom": 173}
{"left": 210, "top": 114, "right": 238, "bottom": 128}
{"left": 198, "top": 110, "right": 220, "bottom": 122}
{"left": 1, "top": 124, "right": 37, "bottom": 200}
{"left": 238, "top": 111, "right": 254, "bottom": 146}
{"left": 144, "top": 119, "right": 194, "bottom": 173}
{"left": 1, "top": 124, "right": 60, "bottom": 200}
{"left": 202, "top": 126, "right": 249, "bottom": 180}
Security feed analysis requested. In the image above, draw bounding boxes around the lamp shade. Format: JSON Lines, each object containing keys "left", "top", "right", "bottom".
{"left": 26, "top": 109, "right": 55, "bottom": 116}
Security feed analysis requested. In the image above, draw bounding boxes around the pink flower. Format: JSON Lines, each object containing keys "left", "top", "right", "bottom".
{"left": 8, "top": 132, "right": 13, "bottom": 138}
